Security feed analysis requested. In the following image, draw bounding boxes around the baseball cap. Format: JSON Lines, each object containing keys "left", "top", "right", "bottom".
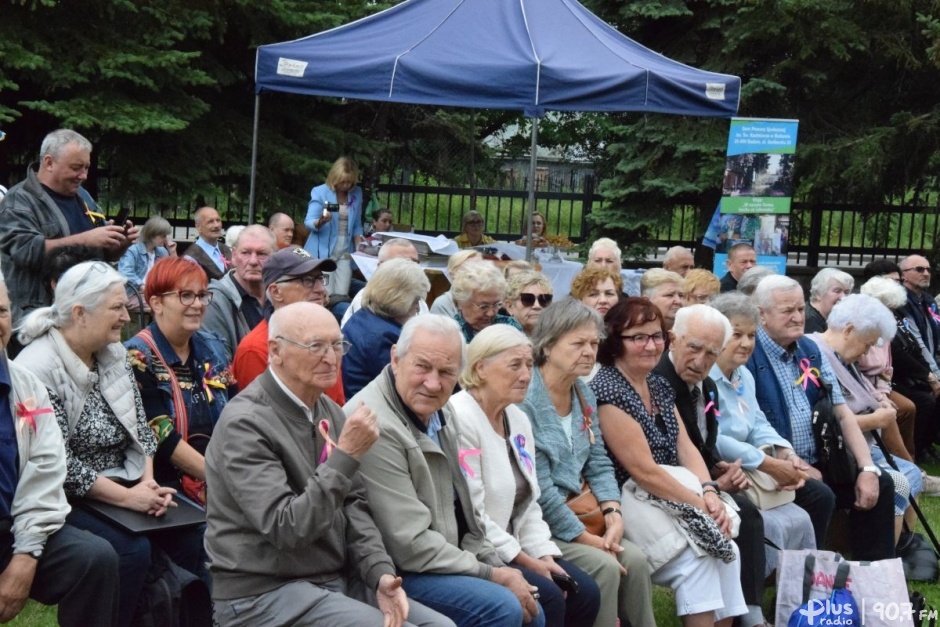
{"left": 262, "top": 246, "right": 336, "bottom": 288}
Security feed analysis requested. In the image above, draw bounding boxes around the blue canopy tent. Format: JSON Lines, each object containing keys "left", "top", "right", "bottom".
{"left": 250, "top": 0, "right": 741, "bottom": 255}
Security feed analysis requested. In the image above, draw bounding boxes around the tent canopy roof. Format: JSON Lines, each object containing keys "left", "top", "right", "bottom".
{"left": 255, "top": 0, "right": 740, "bottom": 118}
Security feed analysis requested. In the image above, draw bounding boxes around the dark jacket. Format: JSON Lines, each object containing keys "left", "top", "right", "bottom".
{"left": 185, "top": 240, "right": 232, "bottom": 282}
{"left": 901, "top": 288, "right": 940, "bottom": 360}
{"left": 341, "top": 308, "right": 401, "bottom": 399}
{"left": 804, "top": 302, "right": 828, "bottom": 334}
{"left": 719, "top": 272, "right": 738, "bottom": 293}
{"left": 653, "top": 354, "right": 721, "bottom": 469}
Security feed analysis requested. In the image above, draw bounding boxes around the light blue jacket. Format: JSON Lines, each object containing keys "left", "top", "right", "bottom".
{"left": 303, "top": 184, "right": 364, "bottom": 259}
{"left": 518, "top": 367, "right": 619, "bottom": 542}
{"left": 117, "top": 241, "right": 169, "bottom": 287}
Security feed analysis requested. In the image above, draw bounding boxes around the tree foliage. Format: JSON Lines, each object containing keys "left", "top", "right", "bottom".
{"left": 582, "top": 0, "right": 940, "bottom": 254}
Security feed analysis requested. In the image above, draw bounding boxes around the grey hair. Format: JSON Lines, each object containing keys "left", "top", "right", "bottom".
{"left": 396, "top": 314, "right": 467, "bottom": 371}
{"left": 752, "top": 274, "right": 802, "bottom": 311}
{"left": 860, "top": 276, "right": 907, "bottom": 310}
{"left": 451, "top": 262, "right": 507, "bottom": 305}
{"left": 663, "top": 246, "right": 692, "bottom": 264}
{"left": 588, "top": 237, "right": 621, "bottom": 261}
{"left": 459, "top": 325, "right": 532, "bottom": 389}
{"left": 826, "top": 293, "right": 897, "bottom": 341}
{"left": 709, "top": 292, "right": 760, "bottom": 327}
{"left": 446, "top": 249, "right": 483, "bottom": 275}
{"left": 40, "top": 129, "right": 92, "bottom": 160}
{"left": 361, "top": 258, "right": 430, "bottom": 320}
{"left": 17, "top": 261, "right": 125, "bottom": 345}
{"left": 235, "top": 224, "right": 276, "bottom": 250}
{"left": 139, "top": 216, "right": 172, "bottom": 247}
{"left": 377, "top": 238, "right": 417, "bottom": 262}
{"left": 505, "top": 270, "right": 552, "bottom": 302}
{"left": 225, "top": 225, "right": 246, "bottom": 249}
{"left": 810, "top": 268, "right": 854, "bottom": 301}
{"left": 672, "top": 304, "right": 733, "bottom": 347}
{"left": 737, "top": 265, "right": 776, "bottom": 296}
{"left": 532, "top": 296, "right": 605, "bottom": 367}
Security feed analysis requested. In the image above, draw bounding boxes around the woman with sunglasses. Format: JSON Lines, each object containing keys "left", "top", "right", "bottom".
{"left": 505, "top": 270, "right": 554, "bottom": 336}
{"left": 455, "top": 210, "right": 496, "bottom": 249}
{"left": 15, "top": 261, "right": 205, "bottom": 627}
{"left": 125, "top": 256, "right": 235, "bottom": 508}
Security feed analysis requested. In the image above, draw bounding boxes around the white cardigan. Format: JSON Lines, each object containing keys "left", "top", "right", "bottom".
{"left": 450, "top": 391, "right": 561, "bottom": 562}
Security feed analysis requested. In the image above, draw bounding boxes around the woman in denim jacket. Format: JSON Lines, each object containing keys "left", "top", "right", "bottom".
{"left": 125, "top": 257, "right": 235, "bottom": 506}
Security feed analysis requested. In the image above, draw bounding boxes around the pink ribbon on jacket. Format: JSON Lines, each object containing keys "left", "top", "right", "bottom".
{"left": 514, "top": 434, "right": 534, "bottom": 473}
{"left": 703, "top": 390, "right": 721, "bottom": 418}
{"left": 794, "top": 358, "right": 821, "bottom": 391}
{"left": 318, "top": 419, "right": 338, "bottom": 464}
{"left": 458, "top": 448, "right": 482, "bottom": 478}
{"left": 15, "top": 399, "right": 52, "bottom": 434}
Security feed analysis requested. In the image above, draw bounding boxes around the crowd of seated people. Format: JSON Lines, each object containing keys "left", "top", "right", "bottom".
{"left": 3, "top": 139, "right": 940, "bottom": 626}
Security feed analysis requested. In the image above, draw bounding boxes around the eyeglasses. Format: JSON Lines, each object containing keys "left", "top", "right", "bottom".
{"left": 76, "top": 261, "right": 111, "bottom": 289}
{"left": 471, "top": 300, "right": 503, "bottom": 313}
{"left": 901, "top": 266, "right": 931, "bottom": 274}
{"left": 276, "top": 335, "right": 352, "bottom": 357}
{"left": 621, "top": 332, "right": 666, "bottom": 347}
{"left": 276, "top": 274, "right": 329, "bottom": 289}
{"left": 465, "top": 220, "right": 484, "bottom": 226}
{"left": 161, "top": 290, "right": 213, "bottom": 306}
{"left": 518, "top": 293, "right": 553, "bottom": 307}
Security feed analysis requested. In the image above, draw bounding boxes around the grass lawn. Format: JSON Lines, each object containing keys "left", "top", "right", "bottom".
{"left": 13, "top": 466, "right": 940, "bottom": 625}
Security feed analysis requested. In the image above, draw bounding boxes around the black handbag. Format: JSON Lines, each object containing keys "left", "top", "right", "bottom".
{"left": 810, "top": 380, "right": 858, "bottom": 487}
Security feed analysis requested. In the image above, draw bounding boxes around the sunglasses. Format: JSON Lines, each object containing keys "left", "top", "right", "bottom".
{"left": 518, "top": 293, "right": 553, "bottom": 307}
{"left": 902, "top": 266, "right": 931, "bottom": 274}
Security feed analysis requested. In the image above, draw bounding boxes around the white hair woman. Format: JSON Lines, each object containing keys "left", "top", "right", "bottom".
{"left": 342, "top": 258, "right": 430, "bottom": 398}
{"left": 451, "top": 325, "right": 601, "bottom": 625}
{"left": 522, "top": 297, "right": 655, "bottom": 627}
{"left": 505, "top": 270, "right": 553, "bottom": 336}
{"left": 14, "top": 261, "right": 206, "bottom": 627}
{"left": 805, "top": 268, "right": 854, "bottom": 333}
{"left": 451, "top": 261, "right": 522, "bottom": 342}
{"left": 807, "top": 293, "right": 922, "bottom": 545}
{"left": 430, "top": 249, "right": 483, "bottom": 318}
{"left": 586, "top": 238, "right": 621, "bottom": 273}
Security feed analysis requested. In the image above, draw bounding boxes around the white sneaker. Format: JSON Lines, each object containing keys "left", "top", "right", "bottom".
{"left": 921, "top": 471, "right": 940, "bottom": 496}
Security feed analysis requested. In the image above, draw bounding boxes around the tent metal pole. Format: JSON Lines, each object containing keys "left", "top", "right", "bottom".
{"left": 525, "top": 117, "right": 539, "bottom": 262}
{"left": 248, "top": 93, "right": 261, "bottom": 224}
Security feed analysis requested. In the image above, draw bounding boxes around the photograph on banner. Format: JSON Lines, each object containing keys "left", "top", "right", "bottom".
{"left": 712, "top": 117, "right": 798, "bottom": 277}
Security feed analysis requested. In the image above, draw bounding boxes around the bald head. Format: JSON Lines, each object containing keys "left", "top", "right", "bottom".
{"left": 268, "top": 212, "right": 295, "bottom": 249}
{"left": 268, "top": 302, "right": 342, "bottom": 401}
{"left": 663, "top": 246, "right": 694, "bottom": 277}
{"left": 378, "top": 238, "right": 419, "bottom": 264}
{"left": 900, "top": 254, "right": 932, "bottom": 294}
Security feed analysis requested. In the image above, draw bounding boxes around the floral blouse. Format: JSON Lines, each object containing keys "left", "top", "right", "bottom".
{"left": 52, "top": 367, "right": 157, "bottom": 497}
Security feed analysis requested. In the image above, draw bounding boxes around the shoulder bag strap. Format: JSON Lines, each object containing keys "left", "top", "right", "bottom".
{"left": 802, "top": 554, "right": 816, "bottom": 604}
{"left": 137, "top": 330, "right": 189, "bottom": 441}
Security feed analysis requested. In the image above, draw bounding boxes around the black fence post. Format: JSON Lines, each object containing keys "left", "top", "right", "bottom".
{"left": 807, "top": 202, "right": 822, "bottom": 268}
{"left": 579, "top": 174, "right": 595, "bottom": 242}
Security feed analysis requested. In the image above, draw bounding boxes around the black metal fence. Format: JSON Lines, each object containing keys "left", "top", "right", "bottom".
{"left": 104, "top": 182, "right": 940, "bottom": 267}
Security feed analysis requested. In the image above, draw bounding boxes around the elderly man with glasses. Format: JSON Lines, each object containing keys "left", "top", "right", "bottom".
{"left": 233, "top": 245, "right": 347, "bottom": 405}
{"left": 899, "top": 255, "right": 940, "bottom": 366}
{"left": 206, "top": 302, "right": 452, "bottom": 627}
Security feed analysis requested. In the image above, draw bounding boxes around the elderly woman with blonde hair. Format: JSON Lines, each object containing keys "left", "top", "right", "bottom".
{"left": 804, "top": 268, "right": 854, "bottom": 333}
{"left": 452, "top": 261, "right": 522, "bottom": 342}
{"left": 450, "top": 325, "right": 601, "bottom": 626}
{"left": 430, "top": 249, "right": 484, "bottom": 319}
{"left": 342, "top": 258, "right": 430, "bottom": 398}
{"left": 683, "top": 269, "right": 721, "bottom": 306}
{"left": 455, "top": 210, "right": 496, "bottom": 249}
{"left": 505, "top": 270, "right": 553, "bottom": 336}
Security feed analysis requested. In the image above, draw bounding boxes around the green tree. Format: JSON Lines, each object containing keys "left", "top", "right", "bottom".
{"left": 583, "top": 0, "right": 940, "bottom": 255}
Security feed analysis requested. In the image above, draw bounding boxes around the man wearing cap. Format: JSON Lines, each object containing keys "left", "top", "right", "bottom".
{"left": 233, "top": 245, "right": 346, "bottom": 405}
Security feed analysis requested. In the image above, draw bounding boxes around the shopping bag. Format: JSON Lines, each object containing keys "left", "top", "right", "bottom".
{"left": 776, "top": 549, "right": 912, "bottom": 627}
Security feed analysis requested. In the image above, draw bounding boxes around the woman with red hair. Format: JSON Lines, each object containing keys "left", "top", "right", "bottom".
{"left": 125, "top": 256, "right": 235, "bottom": 506}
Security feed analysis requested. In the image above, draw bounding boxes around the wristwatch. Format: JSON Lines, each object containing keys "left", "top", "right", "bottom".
{"left": 859, "top": 465, "right": 882, "bottom": 477}
{"left": 28, "top": 549, "right": 42, "bottom": 560}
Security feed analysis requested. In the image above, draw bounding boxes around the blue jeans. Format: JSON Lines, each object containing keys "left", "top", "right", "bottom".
{"left": 402, "top": 572, "right": 536, "bottom": 627}
{"left": 511, "top": 558, "right": 600, "bottom": 627}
